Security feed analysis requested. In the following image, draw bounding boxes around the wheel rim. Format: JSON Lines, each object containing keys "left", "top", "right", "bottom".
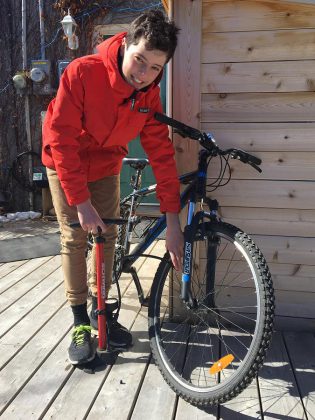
{"left": 153, "top": 229, "right": 266, "bottom": 394}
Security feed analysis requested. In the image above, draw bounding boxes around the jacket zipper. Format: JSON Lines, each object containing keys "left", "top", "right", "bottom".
{"left": 130, "top": 91, "right": 137, "bottom": 110}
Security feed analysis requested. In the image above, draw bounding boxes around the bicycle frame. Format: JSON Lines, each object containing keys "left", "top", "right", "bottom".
{"left": 120, "top": 150, "right": 218, "bottom": 306}
{"left": 121, "top": 171, "right": 195, "bottom": 271}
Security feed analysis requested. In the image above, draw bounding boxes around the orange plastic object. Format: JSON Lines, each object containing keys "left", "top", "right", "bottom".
{"left": 209, "top": 354, "right": 235, "bottom": 375}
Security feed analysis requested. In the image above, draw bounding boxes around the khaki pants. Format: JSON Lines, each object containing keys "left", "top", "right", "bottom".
{"left": 47, "top": 168, "right": 120, "bottom": 306}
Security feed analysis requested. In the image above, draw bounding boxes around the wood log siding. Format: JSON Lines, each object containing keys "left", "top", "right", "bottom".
{"left": 205, "top": 180, "right": 315, "bottom": 209}
{"left": 198, "top": 0, "right": 315, "bottom": 326}
{"left": 201, "top": 92, "right": 315, "bottom": 122}
{"left": 202, "top": 29, "right": 315, "bottom": 63}
{"left": 217, "top": 207, "right": 315, "bottom": 238}
{"left": 209, "top": 152, "right": 315, "bottom": 181}
{"left": 200, "top": 122, "right": 315, "bottom": 151}
{"left": 202, "top": 0, "right": 315, "bottom": 32}
{"left": 201, "top": 61, "right": 315, "bottom": 93}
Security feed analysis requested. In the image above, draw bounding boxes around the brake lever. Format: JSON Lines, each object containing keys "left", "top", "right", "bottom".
{"left": 230, "top": 150, "right": 262, "bottom": 173}
{"left": 249, "top": 162, "right": 262, "bottom": 173}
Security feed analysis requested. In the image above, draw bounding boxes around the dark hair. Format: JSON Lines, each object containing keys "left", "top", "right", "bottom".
{"left": 126, "top": 10, "right": 180, "bottom": 62}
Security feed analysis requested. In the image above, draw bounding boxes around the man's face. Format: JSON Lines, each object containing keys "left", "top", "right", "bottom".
{"left": 121, "top": 37, "right": 167, "bottom": 90}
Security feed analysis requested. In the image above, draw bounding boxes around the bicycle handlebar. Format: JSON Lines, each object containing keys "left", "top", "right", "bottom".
{"left": 154, "top": 112, "right": 262, "bottom": 173}
{"left": 154, "top": 112, "right": 202, "bottom": 140}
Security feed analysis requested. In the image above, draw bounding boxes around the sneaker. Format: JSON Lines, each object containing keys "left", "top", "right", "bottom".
{"left": 108, "top": 320, "right": 133, "bottom": 350}
{"left": 90, "top": 309, "right": 132, "bottom": 350}
{"left": 68, "top": 325, "right": 95, "bottom": 365}
{"left": 90, "top": 307, "right": 99, "bottom": 331}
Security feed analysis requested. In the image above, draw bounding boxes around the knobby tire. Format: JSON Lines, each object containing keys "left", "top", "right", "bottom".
{"left": 148, "top": 221, "right": 274, "bottom": 406}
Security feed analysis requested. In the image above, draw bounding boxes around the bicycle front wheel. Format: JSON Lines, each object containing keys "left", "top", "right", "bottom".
{"left": 148, "top": 221, "right": 274, "bottom": 406}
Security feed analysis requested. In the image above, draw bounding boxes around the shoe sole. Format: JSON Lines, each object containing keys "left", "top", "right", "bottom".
{"left": 108, "top": 342, "right": 133, "bottom": 351}
{"left": 68, "top": 352, "right": 96, "bottom": 365}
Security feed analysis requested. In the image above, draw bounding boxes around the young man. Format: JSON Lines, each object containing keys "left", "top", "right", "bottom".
{"left": 42, "top": 10, "right": 183, "bottom": 365}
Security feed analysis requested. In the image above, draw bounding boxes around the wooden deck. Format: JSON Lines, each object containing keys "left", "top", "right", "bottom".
{"left": 1, "top": 239, "right": 315, "bottom": 419}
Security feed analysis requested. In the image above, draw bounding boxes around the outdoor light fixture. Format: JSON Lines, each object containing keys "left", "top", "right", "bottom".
{"left": 61, "top": 9, "right": 79, "bottom": 50}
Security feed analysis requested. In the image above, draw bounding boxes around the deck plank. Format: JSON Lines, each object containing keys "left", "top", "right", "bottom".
{"left": 0, "top": 332, "right": 72, "bottom": 420}
{"left": 132, "top": 323, "right": 189, "bottom": 419}
{"left": 0, "top": 266, "right": 63, "bottom": 337}
{"left": 176, "top": 399, "right": 218, "bottom": 419}
{"left": 0, "top": 256, "right": 60, "bottom": 312}
{"left": 130, "top": 262, "right": 185, "bottom": 419}
{"left": 130, "top": 358, "right": 177, "bottom": 420}
{"left": 258, "top": 332, "right": 306, "bottom": 419}
{"left": 0, "top": 304, "right": 72, "bottom": 415}
{"left": 0, "top": 283, "right": 66, "bottom": 370}
{"left": 0, "top": 260, "right": 27, "bottom": 278}
{"left": 0, "top": 256, "right": 52, "bottom": 294}
{"left": 85, "top": 310, "right": 150, "bottom": 419}
{"left": 91, "top": 306, "right": 160, "bottom": 416}
{"left": 219, "top": 380, "right": 262, "bottom": 419}
{"left": 219, "top": 332, "right": 262, "bottom": 418}
{"left": 283, "top": 332, "right": 315, "bottom": 420}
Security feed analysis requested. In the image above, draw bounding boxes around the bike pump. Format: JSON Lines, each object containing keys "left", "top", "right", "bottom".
{"left": 94, "top": 228, "right": 116, "bottom": 362}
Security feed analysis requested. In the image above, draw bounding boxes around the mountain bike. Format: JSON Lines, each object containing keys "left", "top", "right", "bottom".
{"left": 86, "top": 112, "right": 275, "bottom": 406}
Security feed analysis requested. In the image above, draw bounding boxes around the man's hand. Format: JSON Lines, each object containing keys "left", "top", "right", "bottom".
{"left": 76, "top": 199, "right": 107, "bottom": 234}
{"left": 165, "top": 212, "right": 184, "bottom": 271}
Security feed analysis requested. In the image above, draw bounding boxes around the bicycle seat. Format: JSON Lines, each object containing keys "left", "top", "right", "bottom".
{"left": 123, "top": 158, "right": 150, "bottom": 170}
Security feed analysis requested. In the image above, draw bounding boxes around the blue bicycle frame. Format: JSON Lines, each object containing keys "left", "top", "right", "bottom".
{"left": 121, "top": 171, "right": 196, "bottom": 270}
{"left": 121, "top": 150, "right": 216, "bottom": 306}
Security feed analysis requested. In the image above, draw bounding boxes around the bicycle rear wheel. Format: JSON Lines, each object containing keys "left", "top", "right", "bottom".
{"left": 148, "top": 221, "right": 274, "bottom": 406}
{"left": 113, "top": 202, "right": 159, "bottom": 282}
{"left": 112, "top": 204, "right": 130, "bottom": 283}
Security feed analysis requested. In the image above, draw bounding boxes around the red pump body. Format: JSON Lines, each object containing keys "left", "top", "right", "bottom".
{"left": 95, "top": 236, "right": 107, "bottom": 350}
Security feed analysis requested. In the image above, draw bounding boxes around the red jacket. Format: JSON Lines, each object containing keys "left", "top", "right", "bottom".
{"left": 42, "top": 32, "right": 180, "bottom": 213}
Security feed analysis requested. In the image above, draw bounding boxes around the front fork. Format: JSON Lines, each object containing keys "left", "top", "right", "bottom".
{"left": 181, "top": 201, "right": 199, "bottom": 307}
{"left": 181, "top": 203, "right": 219, "bottom": 309}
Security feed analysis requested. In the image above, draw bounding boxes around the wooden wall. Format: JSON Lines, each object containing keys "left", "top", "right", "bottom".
{"left": 173, "top": 0, "right": 315, "bottom": 329}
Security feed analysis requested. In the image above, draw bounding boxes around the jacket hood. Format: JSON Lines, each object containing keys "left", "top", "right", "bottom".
{"left": 96, "top": 32, "right": 163, "bottom": 98}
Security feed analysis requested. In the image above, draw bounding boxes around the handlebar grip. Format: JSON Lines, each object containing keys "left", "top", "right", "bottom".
{"left": 154, "top": 112, "right": 175, "bottom": 126}
{"left": 235, "top": 149, "right": 262, "bottom": 166}
{"left": 154, "top": 112, "right": 201, "bottom": 140}
{"left": 246, "top": 153, "right": 262, "bottom": 166}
